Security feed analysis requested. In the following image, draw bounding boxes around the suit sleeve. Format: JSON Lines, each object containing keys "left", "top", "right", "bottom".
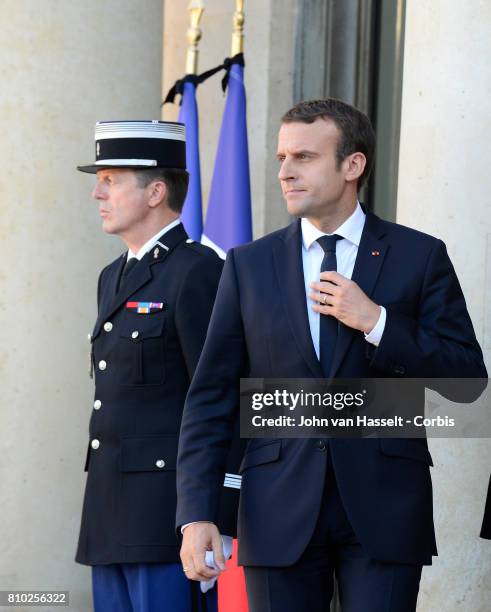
{"left": 175, "top": 254, "right": 223, "bottom": 379}
{"left": 370, "top": 239, "right": 487, "bottom": 383}
{"left": 176, "top": 249, "right": 247, "bottom": 528}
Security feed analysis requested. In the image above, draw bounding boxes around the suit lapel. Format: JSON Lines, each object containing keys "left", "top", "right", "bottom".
{"left": 273, "top": 221, "right": 324, "bottom": 378}
{"left": 94, "top": 223, "right": 188, "bottom": 334}
{"left": 329, "top": 211, "right": 389, "bottom": 376}
{"left": 105, "top": 259, "right": 154, "bottom": 320}
{"left": 92, "top": 255, "right": 125, "bottom": 338}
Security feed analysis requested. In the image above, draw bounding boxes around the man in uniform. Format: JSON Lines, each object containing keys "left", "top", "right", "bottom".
{"left": 176, "top": 100, "right": 487, "bottom": 611}
{"left": 76, "top": 120, "right": 231, "bottom": 612}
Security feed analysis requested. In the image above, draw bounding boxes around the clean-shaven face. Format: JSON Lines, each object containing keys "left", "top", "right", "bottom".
{"left": 277, "top": 118, "right": 347, "bottom": 219}
{"left": 92, "top": 168, "right": 150, "bottom": 236}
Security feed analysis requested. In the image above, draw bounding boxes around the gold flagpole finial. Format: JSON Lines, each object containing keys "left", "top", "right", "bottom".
{"left": 231, "top": 0, "right": 245, "bottom": 56}
{"left": 185, "top": 0, "right": 205, "bottom": 75}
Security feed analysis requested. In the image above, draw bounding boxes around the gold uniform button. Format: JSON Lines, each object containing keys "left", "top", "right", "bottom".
{"left": 93, "top": 400, "right": 102, "bottom": 410}
{"left": 98, "top": 360, "right": 107, "bottom": 371}
{"left": 104, "top": 322, "right": 113, "bottom": 332}
{"left": 155, "top": 460, "right": 165, "bottom": 469}
{"left": 131, "top": 331, "right": 139, "bottom": 339}
{"left": 88, "top": 333, "right": 92, "bottom": 341}
{"left": 91, "top": 439, "right": 100, "bottom": 450}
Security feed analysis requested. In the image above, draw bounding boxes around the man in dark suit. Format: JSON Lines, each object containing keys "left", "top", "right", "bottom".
{"left": 176, "top": 100, "right": 487, "bottom": 611}
{"left": 75, "top": 120, "right": 233, "bottom": 612}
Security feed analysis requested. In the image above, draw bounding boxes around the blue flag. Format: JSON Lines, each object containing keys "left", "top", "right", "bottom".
{"left": 178, "top": 80, "right": 203, "bottom": 241}
{"left": 202, "top": 61, "right": 252, "bottom": 257}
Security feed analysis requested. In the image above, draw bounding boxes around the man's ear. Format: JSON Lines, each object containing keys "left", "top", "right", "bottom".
{"left": 147, "top": 181, "right": 168, "bottom": 209}
{"left": 344, "top": 152, "right": 366, "bottom": 184}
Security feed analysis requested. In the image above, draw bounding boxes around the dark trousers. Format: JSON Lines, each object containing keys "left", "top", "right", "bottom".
{"left": 244, "top": 449, "right": 422, "bottom": 612}
{"left": 92, "top": 562, "right": 217, "bottom": 612}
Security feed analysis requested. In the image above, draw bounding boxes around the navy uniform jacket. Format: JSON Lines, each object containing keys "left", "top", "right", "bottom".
{"left": 76, "top": 223, "right": 235, "bottom": 566}
{"left": 176, "top": 211, "right": 487, "bottom": 567}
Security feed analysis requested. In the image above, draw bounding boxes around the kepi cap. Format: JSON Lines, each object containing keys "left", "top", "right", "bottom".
{"left": 77, "top": 120, "right": 186, "bottom": 174}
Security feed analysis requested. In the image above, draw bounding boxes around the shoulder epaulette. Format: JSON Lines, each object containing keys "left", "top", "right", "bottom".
{"left": 184, "top": 239, "right": 220, "bottom": 258}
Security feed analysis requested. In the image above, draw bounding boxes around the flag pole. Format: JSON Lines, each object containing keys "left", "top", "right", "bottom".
{"left": 185, "top": 0, "right": 205, "bottom": 75}
{"left": 231, "top": 0, "right": 244, "bottom": 56}
{"left": 175, "top": 0, "right": 205, "bottom": 241}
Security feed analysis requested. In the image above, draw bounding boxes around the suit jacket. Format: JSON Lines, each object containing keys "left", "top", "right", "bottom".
{"left": 76, "top": 223, "right": 236, "bottom": 566}
{"left": 176, "top": 211, "right": 487, "bottom": 567}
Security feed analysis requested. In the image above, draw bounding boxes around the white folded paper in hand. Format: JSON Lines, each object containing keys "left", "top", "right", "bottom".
{"left": 200, "top": 535, "right": 234, "bottom": 594}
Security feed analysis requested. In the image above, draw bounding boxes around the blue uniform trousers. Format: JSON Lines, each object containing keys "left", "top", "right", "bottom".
{"left": 92, "top": 562, "right": 217, "bottom": 612}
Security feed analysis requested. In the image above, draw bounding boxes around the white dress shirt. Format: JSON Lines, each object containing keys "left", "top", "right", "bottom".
{"left": 126, "top": 218, "right": 182, "bottom": 261}
{"left": 301, "top": 202, "right": 386, "bottom": 353}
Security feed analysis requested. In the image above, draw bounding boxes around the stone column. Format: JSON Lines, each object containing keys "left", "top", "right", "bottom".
{"left": 397, "top": 2, "right": 491, "bottom": 609}
{"left": 0, "top": 1, "right": 163, "bottom": 609}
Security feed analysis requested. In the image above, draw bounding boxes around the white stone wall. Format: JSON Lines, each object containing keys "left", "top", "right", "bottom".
{"left": 397, "top": 2, "right": 491, "bottom": 610}
{"left": 0, "top": 1, "right": 163, "bottom": 610}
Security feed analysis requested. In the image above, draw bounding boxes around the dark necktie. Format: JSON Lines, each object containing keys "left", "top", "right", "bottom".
{"left": 317, "top": 235, "right": 342, "bottom": 377}
{"left": 118, "top": 257, "right": 138, "bottom": 291}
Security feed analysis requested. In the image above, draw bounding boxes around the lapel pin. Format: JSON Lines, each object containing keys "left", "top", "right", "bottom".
{"left": 153, "top": 247, "right": 159, "bottom": 259}
{"left": 371, "top": 250, "right": 380, "bottom": 256}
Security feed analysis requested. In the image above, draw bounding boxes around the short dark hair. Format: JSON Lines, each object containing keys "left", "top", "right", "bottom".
{"left": 134, "top": 168, "right": 189, "bottom": 213}
{"left": 282, "top": 99, "right": 375, "bottom": 190}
